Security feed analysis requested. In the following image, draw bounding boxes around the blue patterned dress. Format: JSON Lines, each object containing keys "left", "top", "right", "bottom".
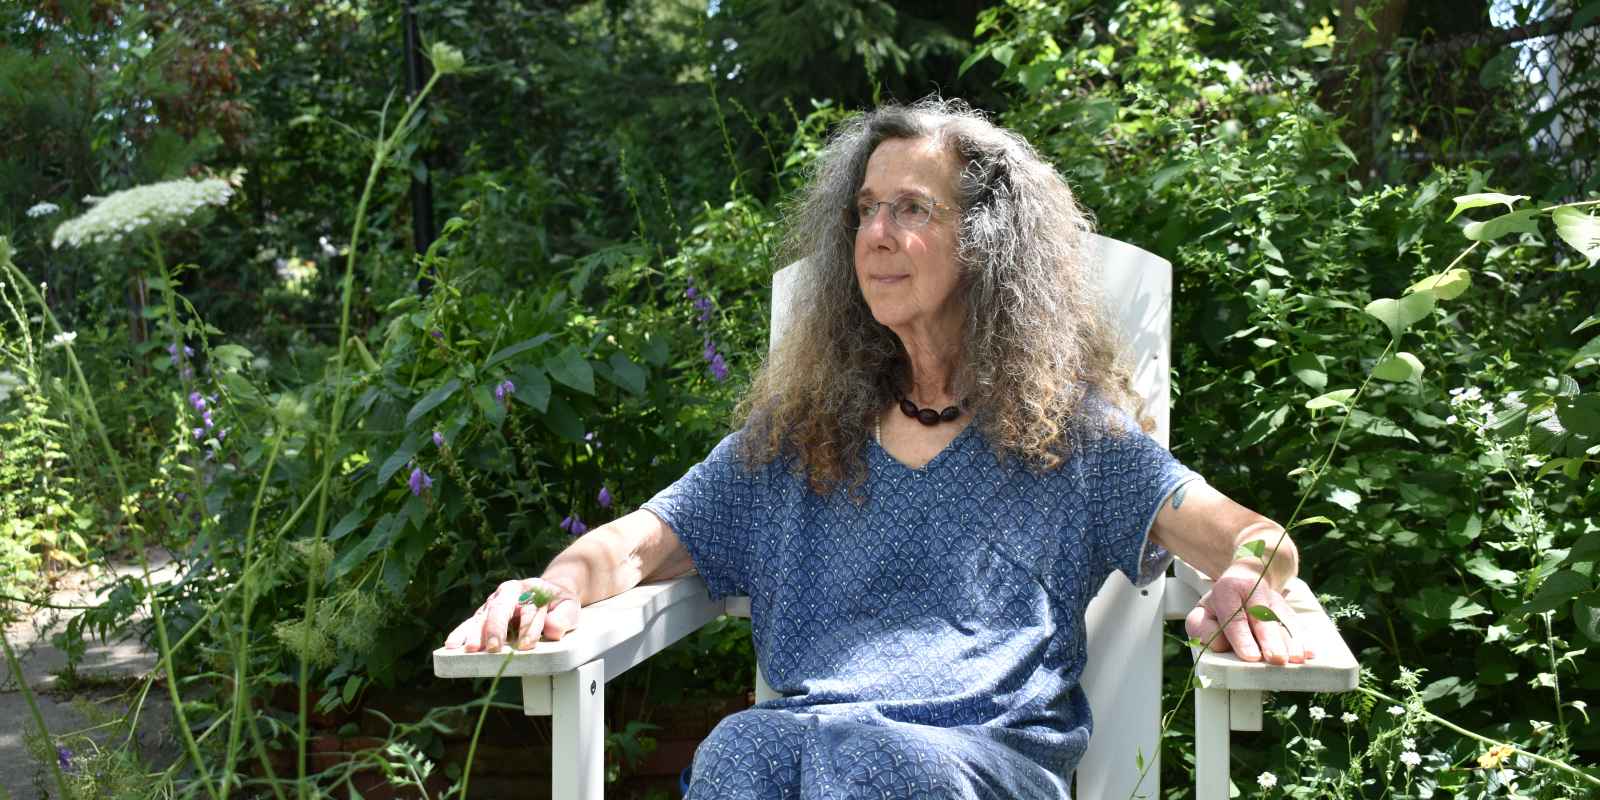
{"left": 642, "top": 407, "right": 1198, "bottom": 799}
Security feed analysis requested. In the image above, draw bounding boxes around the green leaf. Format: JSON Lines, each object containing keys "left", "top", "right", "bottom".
{"left": 473, "top": 382, "right": 506, "bottom": 427}
{"left": 1464, "top": 555, "right": 1518, "bottom": 587}
{"left": 1463, "top": 208, "right": 1541, "bottom": 242}
{"left": 1289, "top": 353, "right": 1327, "bottom": 390}
{"left": 1289, "top": 515, "right": 1335, "bottom": 529}
{"left": 1556, "top": 394, "right": 1600, "bottom": 437}
{"left": 328, "top": 507, "right": 369, "bottom": 542}
{"left": 1372, "top": 352, "right": 1425, "bottom": 382}
{"left": 604, "top": 352, "right": 647, "bottom": 395}
{"left": 1448, "top": 192, "right": 1528, "bottom": 221}
{"left": 1246, "top": 605, "right": 1280, "bottom": 623}
{"left": 510, "top": 365, "right": 551, "bottom": 413}
{"left": 641, "top": 334, "right": 670, "bottom": 367}
{"left": 1552, "top": 207, "right": 1600, "bottom": 267}
{"left": 210, "top": 344, "right": 255, "bottom": 371}
{"left": 541, "top": 394, "right": 585, "bottom": 441}
{"left": 333, "top": 513, "right": 404, "bottom": 578}
{"left": 1306, "top": 388, "right": 1356, "bottom": 410}
{"left": 405, "top": 378, "right": 461, "bottom": 428}
{"left": 1405, "top": 268, "right": 1472, "bottom": 300}
{"left": 483, "top": 334, "right": 553, "bottom": 370}
{"left": 1577, "top": 1, "right": 1600, "bottom": 32}
{"left": 1575, "top": 593, "right": 1600, "bottom": 643}
{"left": 544, "top": 345, "right": 594, "bottom": 395}
{"left": 1519, "top": 570, "right": 1591, "bottom": 616}
{"left": 1569, "top": 333, "right": 1600, "bottom": 370}
{"left": 1364, "top": 293, "right": 1435, "bottom": 339}
{"left": 1236, "top": 540, "right": 1267, "bottom": 560}
{"left": 378, "top": 434, "right": 423, "bottom": 486}
{"left": 1349, "top": 409, "right": 1419, "bottom": 441}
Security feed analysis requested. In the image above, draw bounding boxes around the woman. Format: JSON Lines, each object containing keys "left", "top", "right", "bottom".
{"left": 444, "top": 98, "right": 1308, "bottom": 798}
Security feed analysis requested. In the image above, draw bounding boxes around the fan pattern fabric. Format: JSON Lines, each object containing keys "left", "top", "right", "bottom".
{"left": 643, "top": 405, "right": 1197, "bottom": 799}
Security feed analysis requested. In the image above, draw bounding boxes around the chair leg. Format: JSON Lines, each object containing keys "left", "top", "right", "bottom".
{"left": 553, "top": 659, "right": 606, "bottom": 800}
{"left": 1195, "top": 686, "right": 1230, "bottom": 800}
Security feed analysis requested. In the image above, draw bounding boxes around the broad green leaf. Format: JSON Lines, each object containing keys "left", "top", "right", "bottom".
{"left": 1372, "top": 352, "right": 1425, "bottom": 382}
{"left": 1556, "top": 394, "right": 1600, "bottom": 436}
{"left": 1246, "top": 605, "right": 1280, "bottom": 623}
{"left": 544, "top": 345, "right": 594, "bottom": 395}
{"left": 510, "top": 365, "right": 551, "bottom": 413}
{"left": 1552, "top": 207, "right": 1600, "bottom": 267}
{"left": 1257, "top": 232, "right": 1283, "bottom": 263}
{"left": 210, "top": 344, "right": 255, "bottom": 371}
{"left": 1576, "top": 593, "right": 1600, "bottom": 643}
{"left": 1289, "top": 353, "right": 1327, "bottom": 390}
{"left": 1578, "top": 1, "right": 1600, "bottom": 33}
{"left": 541, "top": 393, "right": 585, "bottom": 441}
{"left": 641, "top": 334, "right": 670, "bottom": 367}
{"left": 377, "top": 433, "right": 423, "bottom": 486}
{"left": 484, "top": 334, "right": 553, "bottom": 369}
{"left": 1463, "top": 208, "right": 1541, "bottom": 242}
{"left": 1236, "top": 540, "right": 1267, "bottom": 560}
{"left": 333, "top": 513, "right": 404, "bottom": 578}
{"left": 1408, "top": 586, "right": 1490, "bottom": 621}
{"left": 1464, "top": 555, "right": 1518, "bottom": 587}
{"left": 1306, "top": 388, "right": 1356, "bottom": 410}
{"left": 1519, "top": 570, "right": 1591, "bottom": 616}
{"left": 604, "top": 352, "right": 647, "bottom": 395}
{"left": 1448, "top": 192, "right": 1528, "bottom": 221}
{"left": 328, "top": 507, "right": 369, "bottom": 542}
{"left": 405, "top": 378, "right": 461, "bottom": 427}
{"left": 1570, "top": 334, "right": 1600, "bottom": 370}
{"left": 1350, "top": 409, "right": 1419, "bottom": 441}
{"left": 473, "top": 382, "right": 506, "bottom": 427}
{"left": 1406, "top": 268, "right": 1472, "bottom": 300}
{"left": 1364, "top": 293, "right": 1435, "bottom": 339}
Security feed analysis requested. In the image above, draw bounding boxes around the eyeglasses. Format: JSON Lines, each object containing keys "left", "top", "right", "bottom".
{"left": 842, "top": 193, "right": 954, "bottom": 231}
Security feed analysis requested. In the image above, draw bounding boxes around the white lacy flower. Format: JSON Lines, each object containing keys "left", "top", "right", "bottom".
{"left": 47, "top": 331, "right": 77, "bottom": 348}
{"left": 26, "top": 201, "right": 60, "bottom": 218}
{"left": 1306, "top": 737, "right": 1324, "bottom": 752}
{"left": 1341, "top": 712, "right": 1359, "bottom": 724}
{"left": 1400, "top": 751, "right": 1422, "bottom": 768}
{"left": 1388, "top": 705, "right": 1405, "bottom": 716}
{"left": 52, "top": 171, "right": 240, "bottom": 249}
{"left": 1257, "top": 771, "right": 1278, "bottom": 789}
{"left": 1308, "top": 706, "right": 1327, "bottom": 721}
{"left": 1403, "top": 737, "right": 1416, "bottom": 750}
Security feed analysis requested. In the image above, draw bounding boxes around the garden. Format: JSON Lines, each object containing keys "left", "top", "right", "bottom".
{"left": 2, "top": 0, "right": 1598, "bottom": 797}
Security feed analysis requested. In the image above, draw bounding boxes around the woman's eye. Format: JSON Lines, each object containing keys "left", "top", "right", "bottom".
{"left": 898, "top": 198, "right": 930, "bottom": 216}
{"left": 857, "top": 202, "right": 878, "bottom": 217}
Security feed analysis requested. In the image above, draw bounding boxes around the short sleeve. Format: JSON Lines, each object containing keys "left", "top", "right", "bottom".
{"left": 1077, "top": 407, "right": 1201, "bottom": 587}
{"left": 640, "top": 430, "right": 766, "bottom": 599}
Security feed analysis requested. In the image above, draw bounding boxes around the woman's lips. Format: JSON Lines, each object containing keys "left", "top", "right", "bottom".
{"left": 870, "top": 274, "right": 909, "bottom": 284}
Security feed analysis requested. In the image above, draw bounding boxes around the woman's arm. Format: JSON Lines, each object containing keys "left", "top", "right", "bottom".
{"left": 442, "top": 509, "right": 694, "bottom": 652}
{"left": 1149, "top": 480, "right": 1311, "bottom": 665}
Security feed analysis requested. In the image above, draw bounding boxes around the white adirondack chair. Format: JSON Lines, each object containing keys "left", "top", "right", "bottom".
{"left": 433, "top": 235, "right": 1360, "bottom": 799}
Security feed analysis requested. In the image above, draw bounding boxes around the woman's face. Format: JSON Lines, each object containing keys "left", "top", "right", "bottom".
{"left": 852, "top": 137, "right": 965, "bottom": 346}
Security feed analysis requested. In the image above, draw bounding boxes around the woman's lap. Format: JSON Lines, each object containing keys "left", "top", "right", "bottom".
{"left": 685, "top": 708, "right": 1070, "bottom": 800}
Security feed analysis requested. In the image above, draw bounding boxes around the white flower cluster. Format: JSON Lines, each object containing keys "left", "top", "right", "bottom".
{"left": 0, "top": 370, "right": 20, "bottom": 403}
{"left": 26, "top": 201, "right": 59, "bottom": 218}
{"left": 1400, "top": 750, "right": 1422, "bottom": 768}
{"left": 1308, "top": 705, "right": 1327, "bottom": 721}
{"left": 1257, "top": 771, "right": 1278, "bottom": 789}
{"left": 46, "top": 331, "right": 77, "bottom": 348}
{"left": 51, "top": 171, "right": 240, "bottom": 249}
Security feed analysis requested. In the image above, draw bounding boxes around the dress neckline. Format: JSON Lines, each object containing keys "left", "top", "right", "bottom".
{"left": 871, "top": 418, "right": 978, "bottom": 473}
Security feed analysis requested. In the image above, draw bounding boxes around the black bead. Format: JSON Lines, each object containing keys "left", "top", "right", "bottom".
{"left": 917, "top": 408, "right": 939, "bottom": 426}
{"left": 939, "top": 406, "right": 961, "bottom": 422}
{"left": 900, "top": 398, "right": 919, "bottom": 418}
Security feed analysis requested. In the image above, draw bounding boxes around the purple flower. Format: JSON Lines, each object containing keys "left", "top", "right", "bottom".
{"left": 495, "top": 379, "right": 515, "bottom": 405}
{"left": 570, "top": 518, "right": 588, "bottom": 535}
{"left": 698, "top": 309, "right": 711, "bottom": 323}
{"left": 192, "top": 427, "right": 205, "bottom": 440}
{"left": 432, "top": 430, "right": 445, "bottom": 448}
{"left": 202, "top": 409, "right": 214, "bottom": 429}
{"left": 430, "top": 329, "right": 444, "bottom": 341}
{"left": 693, "top": 296, "right": 711, "bottom": 312}
{"left": 686, "top": 286, "right": 698, "bottom": 300}
{"left": 709, "top": 353, "right": 728, "bottom": 382}
{"left": 408, "top": 467, "right": 433, "bottom": 496}
{"left": 167, "top": 343, "right": 194, "bottom": 364}
{"left": 189, "top": 391, "right": 206, "bottom": 411}
{"left": 57, "top": 745, "right": 73, "bottom": 771}
{"left": 218, "top": 428, "right": 229, "bottom": 441}
{"left": 179, "top": 366, "right": 195, "bottom": 381}
{"left": 597, "top": 487, "right": 612, "bottom": 508}
{"left": 560, "top": 515, "right": 574, "bottom": 532}
{"left": 703, "top": 340, "right": 717, "bottom": 361}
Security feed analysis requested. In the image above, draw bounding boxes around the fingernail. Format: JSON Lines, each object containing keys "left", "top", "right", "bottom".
{"left": 487, "top": 636, "right": 499, "bottom": 650}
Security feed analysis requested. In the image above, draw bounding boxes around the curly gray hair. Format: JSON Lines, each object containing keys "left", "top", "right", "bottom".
{"left": 736, "top": 97, "right": 1135, "bottom": 496}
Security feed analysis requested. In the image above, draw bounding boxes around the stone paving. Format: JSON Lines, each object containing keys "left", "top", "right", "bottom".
{"left": 2, "top": 552, "right": 178, "bottom": 799}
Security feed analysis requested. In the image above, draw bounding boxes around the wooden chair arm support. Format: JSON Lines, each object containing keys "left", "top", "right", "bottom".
{"left": 432, "top": 575, "right": 722, "bottom": 685}
{"left": 1170, "top": 560, "right": 1359, "bottom": 694}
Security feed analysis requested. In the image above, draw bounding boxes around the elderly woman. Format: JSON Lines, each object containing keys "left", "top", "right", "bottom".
{"left": 444, "top": 99, "right": 1308, "bottom": 798}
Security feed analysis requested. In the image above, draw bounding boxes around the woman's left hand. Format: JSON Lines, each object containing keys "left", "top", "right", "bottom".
{"left": 1184, "top": 562, "right": 1310, "bottom": 666}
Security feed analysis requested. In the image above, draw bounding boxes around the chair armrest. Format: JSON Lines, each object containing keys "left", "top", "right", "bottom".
{"left": 1188, "top": 572, "right": 1360, "bottom": 693}
{"left": 432, "top": 575, "right": 722, "bottom": 683}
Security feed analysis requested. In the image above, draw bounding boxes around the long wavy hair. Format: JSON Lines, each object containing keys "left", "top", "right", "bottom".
{"left": 735, "top": 97, "right": 1137, "bottom": 496}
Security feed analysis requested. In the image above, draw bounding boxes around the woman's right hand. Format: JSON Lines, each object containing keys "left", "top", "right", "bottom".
{"left": 443, "top": 577, "right": 582, "bottom": 652}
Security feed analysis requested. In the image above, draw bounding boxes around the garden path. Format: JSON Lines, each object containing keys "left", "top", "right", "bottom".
{"left": 1, "top": 551, "right": 178, "bottom": 799}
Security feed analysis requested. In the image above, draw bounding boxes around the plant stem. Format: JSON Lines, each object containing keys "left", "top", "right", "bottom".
{"left": 2, "top": 627, "right": 72, "bottom": 799}
{"left": 298, "top": 70, "right": 445, "bottom": 799}
{"left": 458, "top": 650, "right": 518, "bottom": 799}
{"left": 1360, "top": 687, "right": 1597, "bottom": 787}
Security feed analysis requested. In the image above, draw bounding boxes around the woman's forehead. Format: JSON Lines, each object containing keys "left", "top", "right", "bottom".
{"left": 858, "top": 137, "right": 958, "bottom": 198}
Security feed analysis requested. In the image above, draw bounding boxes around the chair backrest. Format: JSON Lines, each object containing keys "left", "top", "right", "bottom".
{"left": 769, "top": 234, "right": 1173, "bottom": 800}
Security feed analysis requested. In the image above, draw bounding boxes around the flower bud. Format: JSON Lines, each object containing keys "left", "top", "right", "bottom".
{"left": 429, "top": 42, "right": 465, "bottom": 75}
